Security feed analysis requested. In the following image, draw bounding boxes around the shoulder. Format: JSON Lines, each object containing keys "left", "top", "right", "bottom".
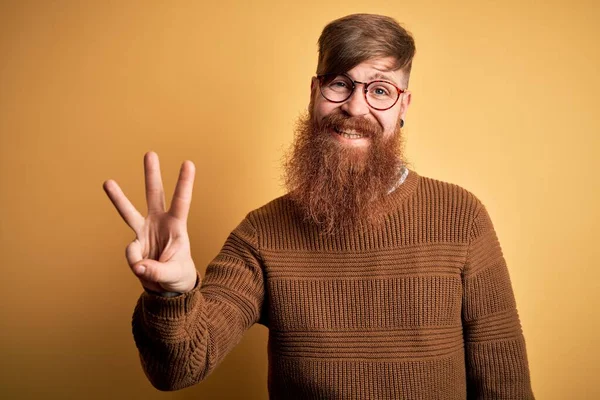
{"left": 414, "top": 171, "right": 485, "bottom": 213}
{"left": 246, "top": 193, "right": 294, "bottom": 217}
{"left": 232, "top": 194, "right": 305, "bottom": 250}
{"left": 410, "top": 171, "right": 493, "bottom": 242}
{"left": 240, "top": 193, "right": 300, "bottom": 231}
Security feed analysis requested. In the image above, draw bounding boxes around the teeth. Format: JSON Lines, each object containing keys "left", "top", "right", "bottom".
{"left": 335, "top": 127, "right": 364, "bottom": 139}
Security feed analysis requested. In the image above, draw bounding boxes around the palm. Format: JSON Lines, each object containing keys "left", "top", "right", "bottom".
{"left": 141, "top": 214, "right": 186, "bottom": 264}
{"left": 103, "top": 152, "right": 198, "bottom": 293}
{"left": 132, "top": 213, "right": 194, "bottom": 292}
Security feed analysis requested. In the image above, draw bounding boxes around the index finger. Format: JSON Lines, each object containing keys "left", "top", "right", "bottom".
{"left": 103, "top": 179, "right": 145, "bottom": 234}
{"left": 169, "top": 160, "right": 195, "bottom": 221}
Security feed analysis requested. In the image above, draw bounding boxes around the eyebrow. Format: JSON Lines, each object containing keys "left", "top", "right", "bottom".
{"left": 366, "top": 72, "right": 397, "bottom": 85}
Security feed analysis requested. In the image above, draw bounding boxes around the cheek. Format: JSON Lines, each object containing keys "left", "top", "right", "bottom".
{"left": 376, "top": 113, "right": 401, "bottom": 138}
{"left": 312, "top": 98, "right": 338, "bottom": 121}
{"left": 374, "top": 114, "right": 393, "bottom": 132}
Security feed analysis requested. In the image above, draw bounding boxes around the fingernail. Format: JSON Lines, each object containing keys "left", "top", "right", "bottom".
{"left": 135, "top": 265, "right": 146, "bottom": 275}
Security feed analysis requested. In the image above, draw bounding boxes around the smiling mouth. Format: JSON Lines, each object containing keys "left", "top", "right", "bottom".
{"left": 334, "top": 127, "right": 366, "bottom": 139}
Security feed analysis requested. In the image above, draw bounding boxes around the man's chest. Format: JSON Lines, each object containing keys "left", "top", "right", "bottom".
{"left": 260, "top": 242, "right": 467, "bottom": 332}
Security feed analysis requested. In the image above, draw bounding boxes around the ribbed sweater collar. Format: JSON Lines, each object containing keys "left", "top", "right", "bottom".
{"left": 386, "top": 167, "right": 419, "bottom": 207}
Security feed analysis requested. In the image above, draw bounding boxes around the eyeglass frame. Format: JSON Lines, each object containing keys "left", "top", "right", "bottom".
{"left": 316, "top": 72, "right": 406, "bottom": 111}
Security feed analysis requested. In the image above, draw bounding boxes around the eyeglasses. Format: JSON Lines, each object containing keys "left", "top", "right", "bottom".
{"left": 317, "top": 73, "right": 405, "bottom": 111}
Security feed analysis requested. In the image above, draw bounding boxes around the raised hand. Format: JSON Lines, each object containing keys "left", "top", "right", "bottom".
{"left": 103, "top": 151, "right": 198, "bottom": 294}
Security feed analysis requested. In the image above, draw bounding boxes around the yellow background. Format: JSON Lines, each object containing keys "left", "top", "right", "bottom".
{"left": 1, "top": 0, "right": 598, "bottom": 398}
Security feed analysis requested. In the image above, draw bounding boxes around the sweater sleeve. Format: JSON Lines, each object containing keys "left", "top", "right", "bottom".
{"left": 131, "top": 216, "right": 265, "bottom": 391}
{"left": 462, "top": 203, "right": 535, "bottom": 399}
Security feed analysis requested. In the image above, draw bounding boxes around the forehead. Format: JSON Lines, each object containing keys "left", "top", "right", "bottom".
{"left": 345, "top": 57, "right": 405, "bottom": 85}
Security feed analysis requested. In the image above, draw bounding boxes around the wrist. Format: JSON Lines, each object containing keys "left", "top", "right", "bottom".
{"left": 144, "top": 273, "right": 199, "bottom": 298}
{"left": 144, "top": 288, "right": 183, "bottom": 297}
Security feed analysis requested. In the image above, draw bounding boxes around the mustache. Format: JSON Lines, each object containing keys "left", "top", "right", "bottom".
{"left": 318, "top": 113, "right": 383, "bottom": 138}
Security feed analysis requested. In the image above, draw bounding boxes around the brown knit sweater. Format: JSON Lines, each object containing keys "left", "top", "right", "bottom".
{"left": 132, "top": 170, "right": 534, "bottom": 399}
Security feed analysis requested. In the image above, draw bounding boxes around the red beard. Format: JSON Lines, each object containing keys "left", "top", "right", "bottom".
{"left": 283, "top": 111, "right": 407, "bottom": 234}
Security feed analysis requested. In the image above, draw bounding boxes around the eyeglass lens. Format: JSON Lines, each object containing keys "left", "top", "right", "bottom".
{"left": 320, "top": 75, "right": 399, "bottom": 110}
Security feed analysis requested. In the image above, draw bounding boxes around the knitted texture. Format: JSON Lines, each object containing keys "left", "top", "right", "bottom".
{"left": 132, "top": 170, "right": 534, "bottom": 399}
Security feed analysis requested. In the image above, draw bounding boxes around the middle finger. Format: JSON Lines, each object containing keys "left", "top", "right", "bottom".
{"left": 144, "top": 151, "right": 166, "bottom": 214}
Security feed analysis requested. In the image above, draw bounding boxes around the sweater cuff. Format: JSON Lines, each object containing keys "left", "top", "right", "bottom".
{"left": 141, "top": 271, "right": 202, "bottom": 319}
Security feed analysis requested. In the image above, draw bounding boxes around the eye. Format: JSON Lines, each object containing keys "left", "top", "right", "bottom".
{"left": 325, "top": 76, "right": 353, "bottom": 94}
{"left": 330, "top": 80, "right": 349, "bottom": 88}
{"left": 369, "top": 83, "right": 395, "bottom": 98}
{"left": 372, "top": 86, "right": 390, "bottom": 96}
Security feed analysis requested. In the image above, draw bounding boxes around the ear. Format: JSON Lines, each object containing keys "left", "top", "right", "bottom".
{"left": 309, "top": 76, "right": 320, "bottom": 107}
{"left": 400, "top": 90, "right": 412, "bottom": 119}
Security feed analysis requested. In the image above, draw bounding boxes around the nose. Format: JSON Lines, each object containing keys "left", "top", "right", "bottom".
{"left": 340, "top": 84, "right": 369, "bottom": 117}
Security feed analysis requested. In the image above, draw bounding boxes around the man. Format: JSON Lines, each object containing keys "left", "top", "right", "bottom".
{"left": 103, "top": 13, "right": 534, "bottom": 399}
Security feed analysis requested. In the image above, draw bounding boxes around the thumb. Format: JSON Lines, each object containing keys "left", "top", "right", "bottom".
{"left": 132, "top": 258, "right": 180, "bottom": 284}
